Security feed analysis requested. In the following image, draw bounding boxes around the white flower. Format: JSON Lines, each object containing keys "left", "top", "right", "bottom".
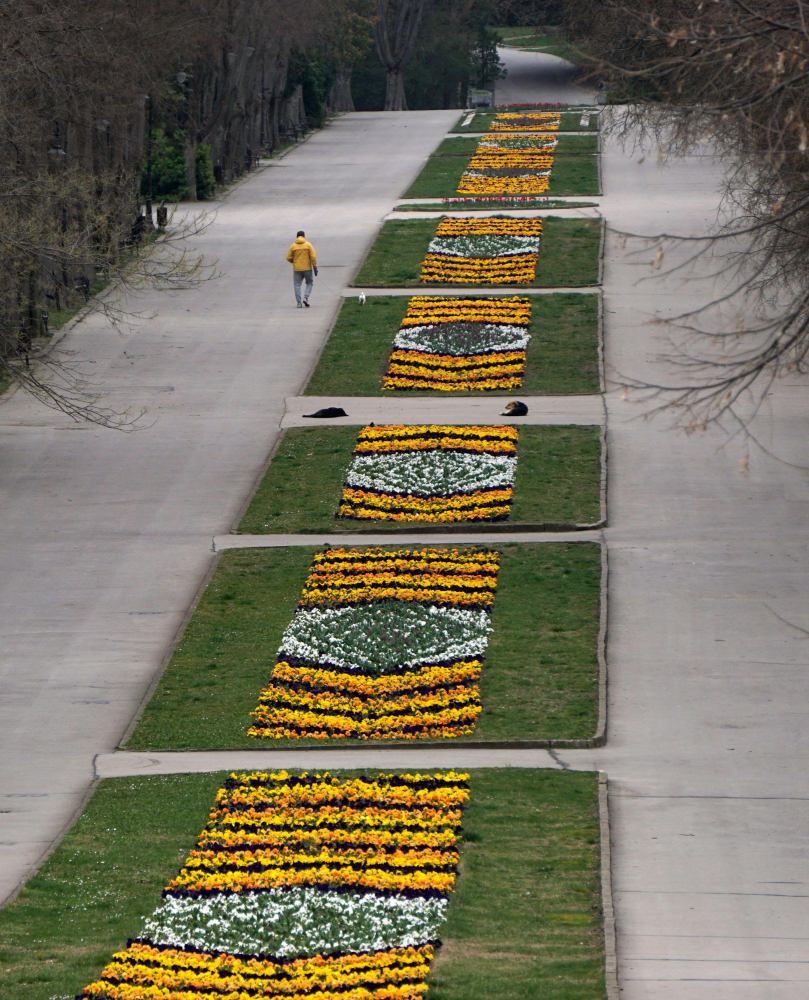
{"left": 279, "top": 603, "right": 492, "bottom": 673}
{"left": 393, "top": 323, "right": 530, "bottom": 356}
{"left": 345, "top": 451, "right": 517, "bottom": 495}
{"left": 141, "top": 889, "right": 449, "bottom": 957}
{"left": 427, "top": 235, "right": 541, "bottom": 259}
{"left": 462, "top": 169, "right": 551, "bottom": 179}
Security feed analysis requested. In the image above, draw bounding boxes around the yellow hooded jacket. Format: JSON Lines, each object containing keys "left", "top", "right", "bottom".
{"left": 286, "top": 236, "right": 317, "bottom": 271}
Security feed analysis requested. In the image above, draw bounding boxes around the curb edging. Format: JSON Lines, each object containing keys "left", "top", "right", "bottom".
{"left": 599, "top": 771, "right": 619, "bottom": 1000}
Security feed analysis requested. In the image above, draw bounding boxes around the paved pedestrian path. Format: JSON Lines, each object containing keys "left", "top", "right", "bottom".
{"left": 213, "top": 530, "right": 602, "bottom": 550}
{"left": 0, "top": 109, "right": 457, "bottom": 906}
{"left": 598, "top": 133, "right": 809, "bottom": 995}
{"left": 494, "top": 47, "right": 595, "bottom": 105}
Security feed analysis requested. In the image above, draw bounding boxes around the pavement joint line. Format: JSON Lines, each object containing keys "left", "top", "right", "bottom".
{"left": 96, "top": 747, "right": 595, "bottom": 778}
{"left": 212, "top": 529, "right": 604, "bottom": 549}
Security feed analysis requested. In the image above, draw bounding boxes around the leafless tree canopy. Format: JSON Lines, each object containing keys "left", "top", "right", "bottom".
{"left": 564, "top": 0, "right": 809, "bottom": 434}
{"left": 0, "top": 0, "right": 334, "bottom": 423}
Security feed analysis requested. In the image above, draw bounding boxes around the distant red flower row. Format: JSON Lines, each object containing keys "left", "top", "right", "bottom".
{"left": 493, "top": 102, "right": 570, "bottom": 109}
{"left": 441, "top": 195, "right": 551, "bottom": 205}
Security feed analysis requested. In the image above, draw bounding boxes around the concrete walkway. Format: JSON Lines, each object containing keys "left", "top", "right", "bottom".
{"left": 281, "top": 394, "right": 605, "bottom": 427}
{"left": 213, "top": 530, "right": 602, "bottom": 550}
{"left": 494, "top": 46, "right": 594, "bottom": 106}
{"left": 0, "top": 109, "right": 457, "bottom": 905}
{"left": 596, "top": 133, "right": 809, "bottom": 998}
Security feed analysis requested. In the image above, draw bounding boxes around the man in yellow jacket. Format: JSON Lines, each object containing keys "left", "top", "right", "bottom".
{"left": 286, "top": 230, "right": 318, "bottom": 308}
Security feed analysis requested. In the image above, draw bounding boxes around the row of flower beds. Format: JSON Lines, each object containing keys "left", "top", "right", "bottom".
{"left": 248, "top": 546, "right": 499, "bottom": 741}
{"left": 420, "top": 216, "right": 543, "bottom": 285}
{"left": 79, "top": 769, "right": 470, "bottom": 1000}
{"left": 458, "top": 134, "right": 557, "bottom": 196}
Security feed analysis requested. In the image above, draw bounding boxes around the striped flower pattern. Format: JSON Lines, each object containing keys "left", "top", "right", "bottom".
{"left": 420, "top": 216, "right": 543, "bottom": 285}
{"left": 382, "top": 294, "right": 532, "bottom": 391}
{"left": 337, "top": 424, "right": 518, "bottom": 522}
{"left": 458, "top": 135, "right": 557, "bottom": 196}
{"left": 248, "top": 547, "right": 500, "bottom": 741}
{"left": 490, "top": 112, "right": 562, "bottom": 132}
{"left": 78, "top": 769, "right": 470, "bottom": 1000}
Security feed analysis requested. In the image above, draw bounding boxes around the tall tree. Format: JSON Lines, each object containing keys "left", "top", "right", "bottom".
{"left": 324, "top": 0, "right": 377, "bottom": 112}
{"left": 375, "top": 0, "right": 431, "bottom": 110}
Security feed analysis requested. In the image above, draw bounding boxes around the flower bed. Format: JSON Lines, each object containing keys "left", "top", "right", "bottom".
{"left": 248, "top": 546, "right": 500, "bottom": 740}
{"left": 420, "top": 216, "right": 543, "bottom": 284}
{"left": 382, "top": 294, "right": 532, "bottom": 391}
{"left": 78, "top": 769, "right": 470, "bottom": 1000}
{"left": 458, "top": 135, "right": 557, "bottom": 195}
{"left": 490, "top": 112, "right": 562, "bottom": 132}
{"left": 337, "top": 424, "right": 519, "bottom": 522}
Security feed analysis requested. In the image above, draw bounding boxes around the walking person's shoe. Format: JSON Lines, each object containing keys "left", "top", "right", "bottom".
{"left": 303, "top": 300, "right": 310, "bottom": 307}
{"left": 297, "top": 302, "right": 303, "bottom": 308}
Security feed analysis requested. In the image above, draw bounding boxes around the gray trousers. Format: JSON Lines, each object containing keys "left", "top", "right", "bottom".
{"left": 293, "top": 269, "right": 313, "bottom": 304}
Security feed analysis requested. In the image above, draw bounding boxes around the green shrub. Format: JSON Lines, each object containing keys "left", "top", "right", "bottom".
{"left": 142, "top": 130, "right": 216, "bottom": 201}
{"left": 195, "top": 143, "right": 216, "bottom": 199}
{"left": 143, "top": 128, "right": 187, "bottom": 200}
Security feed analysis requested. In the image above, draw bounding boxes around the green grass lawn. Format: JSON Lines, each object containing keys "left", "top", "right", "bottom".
{"left": 353, "top": 216, "right": 602, "bottom": 287}
{"left": 452, "top": 111, "right": 596, "bottom": 133}
{"left": 124, "top": 541, "right": 602, "bottom": 750}
{"left": 237, "top": 424, "right": 602, "bottom": 534}
{"left": 0, "top": 769, "right": 604, "bottom": 1000}
{"left": 304, "top": 292, "right": 600, "bottom": 397}
{"left": 432, "top": 769, "right": 604, "bottom": 1000}
{"left": 404, "top": 137, "right": 599, "bottom": 199}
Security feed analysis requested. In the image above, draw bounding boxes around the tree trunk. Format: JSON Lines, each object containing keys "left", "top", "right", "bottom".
{"left": 184, "top": 140, "right": 198, "bottom": 201}
{"left": 384, "top": 69, "right": 407, "bottom": 111}
{"left": 329, "top": 66, "right": 356, "bottom": 113}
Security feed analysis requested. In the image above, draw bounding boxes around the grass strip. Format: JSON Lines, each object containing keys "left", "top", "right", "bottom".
{"left": 404, "top": 147, "right": 599, "bottom": 200}
{"left": 237, "top": 424, "right": 602, "bottom": 534}
{"left": 353, "top": 217, "right": 601, "bottom": 288}
{"left": 304, "top": 293, "right": 600, "bottom": 397}
{"left": 404, "top": 154, "right": 598, "bottom": 199}
{"left": 452, "top": 111, "right": 595, "bottom": 133}
{"left": 0, "top": 769, "right": 603, "bottom": 1000}
{"left": 431, "top": 135, "right": 599, "bottom": 157}
{"left": 404, "top": 135, "right": 598, "bottom": 199}
{"left": 431, "top": 769, "right": 604, "bottom": 1000}
{"left": 124, "top": 541, "right": 601, "bottom": 750}
{"left": 0, "top": 772, "right": 224, "bottom": 1000}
